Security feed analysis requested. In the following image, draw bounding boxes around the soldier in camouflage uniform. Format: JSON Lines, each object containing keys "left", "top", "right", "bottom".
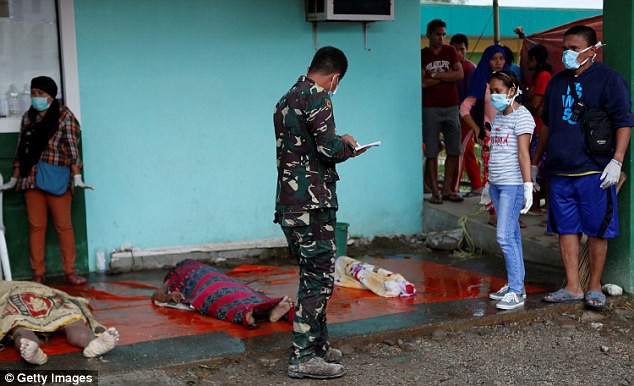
{"left": 273, "top": 46, "right": 362, "bottom": 379}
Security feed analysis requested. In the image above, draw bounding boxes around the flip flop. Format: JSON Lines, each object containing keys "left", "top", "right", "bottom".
{"left": 542, "top": 288, "right": 584, "bottom": 303}
{"left": 442, "top": 193, "right": 464, "bottom": 202}
{"left": 584, "top": 290, "right": 606, "bottom": 310}
{"left": 426, "top": 194, "right": 443, "bottom": 205}
{"left": 463, "top": 191, "right": 482, "bottom": 198}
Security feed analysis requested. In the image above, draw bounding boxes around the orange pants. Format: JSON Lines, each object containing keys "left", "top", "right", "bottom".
{"left": 24, "top": 189, "right": 76, "bottom": 276}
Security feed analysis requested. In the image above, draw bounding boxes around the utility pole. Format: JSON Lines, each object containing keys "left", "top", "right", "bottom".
{"left": 493, "top": 0, "right": 500, "bottom": 44}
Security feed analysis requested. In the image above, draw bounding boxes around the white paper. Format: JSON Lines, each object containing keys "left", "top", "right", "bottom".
{"left": 355, "top": 140, "right": 381, "bottom": 151}
{"left": 153, "top": 300, "right": 194, "bottom": 311}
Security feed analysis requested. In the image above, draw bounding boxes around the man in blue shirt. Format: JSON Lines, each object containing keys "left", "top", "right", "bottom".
{"left": 533, "top": 25, "right": 634, "bottom": 309}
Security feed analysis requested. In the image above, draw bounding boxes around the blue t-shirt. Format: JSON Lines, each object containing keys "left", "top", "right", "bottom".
{"left": 542, "top": 62, "right": 634, "bottom": 175}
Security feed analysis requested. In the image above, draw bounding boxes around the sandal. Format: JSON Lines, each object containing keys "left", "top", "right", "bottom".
{"left": 31, "top": 274, "right": 45, "bottom": 284}
{"left": 584, "top": 290, "right": 606, "bottom": 310}
{"left": 442, "top": 193, "right": 464, "bottom": 202}
{"left": 65, "top": 272, "right": 87, "bottom": 285}
{"left": 426, "top": 193, "right": 443, "bottom": 205}
{"left": 463, "top": 190, "right": 482, "bottom": 198}
{"left": 542, "top": 288, "right": 584, "bottom": 303}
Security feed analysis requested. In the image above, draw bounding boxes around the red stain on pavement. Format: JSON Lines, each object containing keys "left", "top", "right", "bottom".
{"left": 0, "top": 257, "right": 541, "bottom": 363}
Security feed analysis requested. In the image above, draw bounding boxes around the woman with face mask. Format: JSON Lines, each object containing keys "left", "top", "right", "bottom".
{"left": 485, "top": 70, "right": 535, "bottom": 310}
{"left": 0, "top": 76, "right": 93, "bottom": 285}
{"left": 460, "top": 45, "right": 510, "bottom": 143}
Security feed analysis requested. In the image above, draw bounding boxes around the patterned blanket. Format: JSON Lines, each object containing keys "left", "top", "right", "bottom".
{"left": 334, "top": 256, "right": 416, "bottom": 297}
{"left": 164, "top": 259, "right": 288, "bottom": 327}
{"left": 0, "top": 281, "right": 103, "bottom": 341}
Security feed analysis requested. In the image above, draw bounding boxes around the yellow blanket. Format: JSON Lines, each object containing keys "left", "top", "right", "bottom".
{"left": 0, "top": 281, "right": 104, "bottom": 340}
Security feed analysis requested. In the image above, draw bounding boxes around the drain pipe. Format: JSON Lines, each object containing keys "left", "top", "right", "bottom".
{"left": 0, "top": 174, "right": 12, "bottom": 280}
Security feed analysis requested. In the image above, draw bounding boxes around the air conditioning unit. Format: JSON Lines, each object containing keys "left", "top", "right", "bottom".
{"left": 305, "top": 0, "right": 394, "bottom": 22}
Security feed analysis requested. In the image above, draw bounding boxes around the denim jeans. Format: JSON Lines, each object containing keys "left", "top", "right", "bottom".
{"left": 489, "top": 183, "right": 525, "bottom": 294}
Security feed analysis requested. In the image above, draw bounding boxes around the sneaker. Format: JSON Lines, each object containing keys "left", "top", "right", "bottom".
{"left": 323, "top": 347, "right": 343, "bottom": 364}
{"left": 489, "top": 284, "right": 527, "bottom": 301}
{"left": 288, "top": 356, "right": 345, "bottom": 379}
{"left": 496, "top": 291, "right": 525, "bottom": 310}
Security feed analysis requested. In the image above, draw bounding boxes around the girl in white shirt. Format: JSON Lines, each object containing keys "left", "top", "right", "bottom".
{"left": 484, "top": 70, "right": 535, "bottom": 310}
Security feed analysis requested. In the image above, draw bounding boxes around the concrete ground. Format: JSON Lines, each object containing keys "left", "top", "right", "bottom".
{"left": 423, "top": 193, "right": 561, "bottom": 268}
{"left": 2, "top": 196, "right": 622, "bottom": 383}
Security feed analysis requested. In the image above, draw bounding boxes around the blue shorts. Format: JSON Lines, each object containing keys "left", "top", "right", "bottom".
{"left": 547, "top": 174, "right": 618, "bottom": 238}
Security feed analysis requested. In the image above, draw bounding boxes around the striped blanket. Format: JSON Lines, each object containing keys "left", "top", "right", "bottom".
{"left": 164, "top": 259, "right": 286, "bottom": 327}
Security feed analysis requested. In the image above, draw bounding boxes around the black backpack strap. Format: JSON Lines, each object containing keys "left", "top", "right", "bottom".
{"left": 568, "top": 73, "right": 610, "bottom": 167}
{"left": 568, "top": 73, "right": 581, "bottom": 103}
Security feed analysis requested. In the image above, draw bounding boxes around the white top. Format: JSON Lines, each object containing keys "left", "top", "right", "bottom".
{"left": 488, "top": 105, "right": 535, "bottom": 185}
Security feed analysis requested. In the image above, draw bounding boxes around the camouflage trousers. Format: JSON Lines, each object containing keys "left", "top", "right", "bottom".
{"left": 279, "top": 208, "right": 337, "bottom": 365}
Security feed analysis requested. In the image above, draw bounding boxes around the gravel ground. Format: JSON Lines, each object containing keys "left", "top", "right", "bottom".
{"left": 102, "top": 297, "right": 633, "bottom": 386}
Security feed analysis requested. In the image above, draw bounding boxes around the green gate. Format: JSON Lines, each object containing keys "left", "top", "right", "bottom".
{"left": 0, "top": 133, "right": 88, "bottom": 280}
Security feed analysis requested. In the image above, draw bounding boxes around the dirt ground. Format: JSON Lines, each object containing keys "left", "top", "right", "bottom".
{"left": 101, "top": 295, "right": 633, "bottom": 386}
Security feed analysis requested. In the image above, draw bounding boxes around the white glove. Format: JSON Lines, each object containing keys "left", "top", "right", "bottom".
{"left": 520, "top": 182, "right": 533, "bottom": 214}
{"left": 479, "top": 183, "right": 491, "bottom": 206}
{"left": 73, "top": 174, "right": 94, "bottom": 190}
{"left": 530, "top": 165, "right": 540, "bottom": 192}
{"left": 601, "top": 283, "right": 623, "bottom": 296}
{"left": 599, "top": 159, "right": 621, "bottom": 189}
{"left": 0, "top": 177, "right": 17, "bottom": 191}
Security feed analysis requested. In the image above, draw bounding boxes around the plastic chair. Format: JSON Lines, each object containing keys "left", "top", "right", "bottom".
{"left": 0, "top": 173, "right": 12, "bottom": 280}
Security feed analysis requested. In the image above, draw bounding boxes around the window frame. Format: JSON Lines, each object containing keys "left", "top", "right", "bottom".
{"left": 0, "top": 0, "right": 79, "bottom": 133}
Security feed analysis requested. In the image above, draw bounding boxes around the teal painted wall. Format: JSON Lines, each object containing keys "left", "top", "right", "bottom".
{"left": 420, "top": 4, "right": 600, "bottom": 37}
{"left": 603, "top": 0, "right": 634, "bottom": 294}
{"left": 74, "top": 0, "right": 422, "bottom": 265}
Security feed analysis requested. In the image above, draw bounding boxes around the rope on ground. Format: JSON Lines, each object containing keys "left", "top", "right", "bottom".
{"left": 451, "top": 206, "right": 486, "bottom": 258}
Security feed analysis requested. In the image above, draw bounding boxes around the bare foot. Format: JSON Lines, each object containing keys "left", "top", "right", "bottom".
{"left": 83, "top": 327, "right": 119, "bottom": 358}
{"left": 19, "top": 339, "right": 48, "bottom": 365}
{"left": 269, "top": 296, "right": 293, "bottom": 322}
{"left": 245, "top": 309, "right": 256, "bottom": 327}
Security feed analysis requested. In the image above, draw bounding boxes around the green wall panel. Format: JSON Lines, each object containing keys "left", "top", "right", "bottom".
{"left": 0, "top": 133, "right": 88, "bottom": 280}
{"left": 603, "top": 0, "right": 634, "bottom": 293}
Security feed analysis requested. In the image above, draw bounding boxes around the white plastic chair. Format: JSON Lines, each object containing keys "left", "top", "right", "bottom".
{"left": 0, "top": 173, "right": 12, "bottom": 281}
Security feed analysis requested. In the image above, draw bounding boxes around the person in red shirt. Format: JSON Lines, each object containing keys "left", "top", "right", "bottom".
{"left": 525, "top": 44, "right": 552, "bottom": 214}
{"left": 450, "top": 33, "right": 483, "bottom": 197}
{"left": 422, "top": 19, "right": 464, "bottom": 204}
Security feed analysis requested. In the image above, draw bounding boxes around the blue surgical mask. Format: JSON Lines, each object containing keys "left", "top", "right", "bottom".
{"left": 31, "top": 97, "right": 50, "bottom": 111}
{"left": 490, "top": 93, "right": 511, "bottom": 112}
{"left": 562, "top": 42, "right": 602, "bottom": 70}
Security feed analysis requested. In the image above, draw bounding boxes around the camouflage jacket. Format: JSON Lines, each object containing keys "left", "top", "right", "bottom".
{"left": 274, "top": 75, "right": 354, "bottom": 214}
